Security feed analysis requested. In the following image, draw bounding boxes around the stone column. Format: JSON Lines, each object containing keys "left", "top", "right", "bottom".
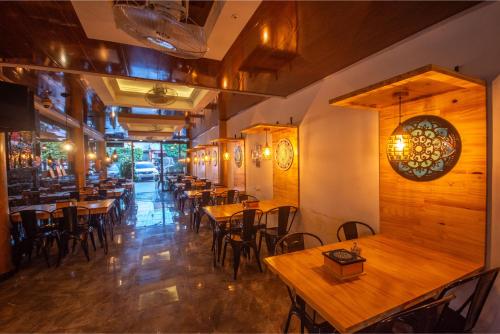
{"left": 68, "top": 79, "right": 86, "bottom": 189}
{"left": 0, "top": 133, "right": 12, "bottom": 275}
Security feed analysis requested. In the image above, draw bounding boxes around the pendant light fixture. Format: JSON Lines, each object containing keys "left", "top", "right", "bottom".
{"left": 262, "top": 128, "right": 272, "bottom": 160}
{"left": 387, "top": 91, "right": 411, "bottom": 162}
{"left": 105, "top": 153, "right": 112, "bottom": 164}
{"left": 61, "top": 112, "right": 75, "bottom": 152}
{"left": 112, "top": 149, "right": 118, "bottom": 161}
{"left": 87, "top": 151, "right": 96, "bottom": 160}
{"left": 223, "top": 152, "right": 230, "bottom": 161}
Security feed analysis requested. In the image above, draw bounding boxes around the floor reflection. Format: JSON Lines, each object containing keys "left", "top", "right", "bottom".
{"left": 0, "top": 186, "right": 292, "bottom": 332}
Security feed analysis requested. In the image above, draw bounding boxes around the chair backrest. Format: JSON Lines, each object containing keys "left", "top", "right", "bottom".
{"left": 196, "top": 190, "right": 212, "bottom": 207}
{"left": 372, "top": 294, "right": 455, "bottom": 333}
{"left": 51, "top": 206, "right": 90, "bottom": 233}
{"left": 437, "top": 267, "right": 499, "bottom": 332}
{"left": 275, "top": 232, "right": 324, "bottom": 255}
{"left": 69, "top": 191, "right": 80, "bottom": 201}
{"left": 336, "top": 221, "right": 375, "bottom": 241}
{"left": 266, "top": 206, "right": 298, "bottom": 235}
{"left": 229, "top": 209, "right": 263, "bottom": 242}
{"left": 15, "top": 210, "right": 49, "bottom": 239}
{"left": 184, "top": 180, "right": 192, "bottom": 190}
{"left": 98, "top": 189, "right": 108, "bottom": 199}
{"left": 22, "top": 191, "right": 40, "bottom": 205}
{"left": 204, "top": 181, "right": 212, "bottom": 190}
{"left": 226, "top": 189, "right": 238, "bottom": 204}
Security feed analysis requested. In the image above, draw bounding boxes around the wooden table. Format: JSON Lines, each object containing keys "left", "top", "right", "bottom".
{"left": 8, "top": 191, "right": 70, "bottom": 204}
{"left": 183, "top": 187, "right": 245, "bottom": 199}
{"left": 10, "top": 199, "right": 116, "bottom": 221}
{"left": 264, "top": 234, "right": 482, "bottom": 333}
{"left": 204, "top": 199, "right": 294, "bottom": 222}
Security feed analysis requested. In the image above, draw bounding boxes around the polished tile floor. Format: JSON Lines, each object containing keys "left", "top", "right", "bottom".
{"left": 0, "top": 184, "right": 292, "bottom": 332}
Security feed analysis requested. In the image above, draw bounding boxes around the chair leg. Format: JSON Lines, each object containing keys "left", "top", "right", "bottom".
{"left": 222, "top": 240, "right": 228, "bottom": 266}
{"left": 42, "top": 239, "right": 50, "bottom": 268}
{"left": 89, "top": 230, "right": 97, "bottom": 251}
{"left": 284, "top": 305, "right": 295, "bottom": 334}
{"left": 232, "top": 243, "right": 242, "bottom": 280}
{"left": 252, "top": 242, "right": 263, "bottom": 272}
{"left": 81, "top": 236, "right": 90, "bottom": 261}
{"left": 258, "top": 232, "right": 264, "bottom": 253}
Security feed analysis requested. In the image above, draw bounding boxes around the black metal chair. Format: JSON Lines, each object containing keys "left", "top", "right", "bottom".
{"left": 98, "top": 189, "right": 108, "bottom": 200}
{"left": 365, "top": 294, "right": 456, "bottom": 333}
{"left": 222, "top": 209, "right": 264, "bottom": 280}
{"left": 193, "top": 190, "right": 213, "bottom": 233}
{"left": 275, "top": 233, "right": 327, "bottom": 333}
{"left": 434, "top": 267, "right": 499, "bottom": 332}
{"left": 214, "top": 189, "right": 239, "bottom": 205}
{"left": 204, "top": 181, "right": 212, "bottom": 190}
{"left": 336, "top": 221, "right": 375, "bottom": 241}
{"left": 9, "top": 210, "right": 56, "bottom": 268}
{"left": 259, "top": 206, "right": 298, "bottom": 255}
{"left": 51, "top": 206, "right": 93, "bottom": 264}
{"left": 69, "top": 191, "right": 80, "bottom": 201}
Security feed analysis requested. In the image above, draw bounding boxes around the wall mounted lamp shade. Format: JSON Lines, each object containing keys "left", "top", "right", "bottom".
{"left": 262, "top": 129, "right": 272, "bottom": 160}
{"left": 388, "top": 115, "right": 461, "bottom": 181}
{"left": 223, "top": 152, "right": 230, "bottom": 161}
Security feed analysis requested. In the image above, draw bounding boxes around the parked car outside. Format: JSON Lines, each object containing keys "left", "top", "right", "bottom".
{"left": 135, "top": 161, "right": 159, "bottom": 181}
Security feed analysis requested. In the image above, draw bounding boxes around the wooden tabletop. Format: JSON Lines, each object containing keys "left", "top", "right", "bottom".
{"left": 8, "top": 191, "right": 70, "bottom": 202}
{"left": 183, "top": 187, "right": 245, "bottom": 199}
{"left": 203, "top": 199, "right": 296, "bottom": 222}
{"left": 10, "top": 199, "right": 116, "bottom": 222}
{"left": 264, "top": 234, "right": 482, "bottom": 333}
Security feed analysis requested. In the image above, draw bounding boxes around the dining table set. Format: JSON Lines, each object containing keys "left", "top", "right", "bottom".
{"left": 8, "top": 178, "right": 135, "bottom": 268}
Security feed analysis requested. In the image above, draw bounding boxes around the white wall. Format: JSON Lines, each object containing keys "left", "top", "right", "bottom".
{"left": 244, "top": 132, "right": 273, "bottom": 200}
{"left": 475, "top": 75, "right": 500, "bottom": 333}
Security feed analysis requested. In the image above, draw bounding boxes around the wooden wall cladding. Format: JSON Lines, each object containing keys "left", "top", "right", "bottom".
{"left": 379, "top": 86, "right": 486, "bottom": 264}
{"left": 272, "top": 128, "right": 299, "bottom": 206}
{"left": 331, "top": 65, "right": 486, "bottom": 265}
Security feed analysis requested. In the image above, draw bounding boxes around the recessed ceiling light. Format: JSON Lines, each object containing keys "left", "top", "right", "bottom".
{"left": 231, "top": 13, "right": 239, "bottom": 19}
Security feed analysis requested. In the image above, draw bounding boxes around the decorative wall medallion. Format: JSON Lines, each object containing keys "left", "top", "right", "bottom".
{"left": 234, "top": 145, "right": 243, "bottom": 168}
{"left": 388, "top": 115, "right": 461, "bottom": 181}
{"left": 274, "top": 138, "right": 294, "bottom": 171}
{"left": 212, "top": 150, "right": 218, "bottom": 167}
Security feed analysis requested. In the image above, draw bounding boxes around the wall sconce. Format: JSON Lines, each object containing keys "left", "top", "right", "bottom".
{"left": 87, "top": 151, "right": 97, "bottom": 160}
{"left": 204, "top": 154, "right": 211, "bottom": 163}
{"left": 61, "top": 139, "right": 75, "bottom": 152}
{"left": 223, "top": 152, "right": 230, "bottom": 161}
{"left": 186, "top": 157, "right": 191, "bottom": 163}
{"left": 193, "top": 156, "right": 199, "bottom": 163}
{"left": 105, "top": 154, "right": 112, "bottom": 163}
{"left": 262, "top": 129, "right": 272, "bottom": 160}
{"left": 387, "top": 92, "right": 411, "bottom": 162}
{"left": 261, "top": 26, "right": 270, "bottom": 44}
{"left": 112, "top": 149, "right": 118, "bottom": 161}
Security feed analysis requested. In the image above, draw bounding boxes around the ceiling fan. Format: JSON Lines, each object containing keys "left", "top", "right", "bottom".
{"left": 144, "top": 83, "right": 178, "bottom": 107}
{"left": 112, "top": 0, "right": 208, "bottom": 59}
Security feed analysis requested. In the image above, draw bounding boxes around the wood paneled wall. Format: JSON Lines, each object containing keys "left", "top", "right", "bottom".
{"left": 272, "top": 128, "right": 299, "bottom": 206}
{"left": 379, "top": 87, "right": 486, "bottom": 264}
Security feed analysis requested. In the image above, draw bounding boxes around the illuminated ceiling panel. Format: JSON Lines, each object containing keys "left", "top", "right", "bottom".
{"left": 115, "top": 79, "right": 195, "bottom": 98}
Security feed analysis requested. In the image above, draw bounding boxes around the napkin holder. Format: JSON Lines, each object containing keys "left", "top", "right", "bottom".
{"left": 322, "top": 249, "right": 366, "bottom": 280}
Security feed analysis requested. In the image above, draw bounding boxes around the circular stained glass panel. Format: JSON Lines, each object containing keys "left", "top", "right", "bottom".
{"left": 234, "top": 145, "right": 243, "bottom": 168}
{"left": 274, "top": 138, "right": 294, "bottom": 171}
{"left": 388, "top": 115, "right": 461, "bottom": 181}
{"left": 212, "top": 150, "right": 218, "bottom": 167}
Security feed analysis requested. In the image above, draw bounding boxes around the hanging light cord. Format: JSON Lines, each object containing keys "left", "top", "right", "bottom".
{"left": 398, "top": 94, "right": 402, "bottom": 126}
